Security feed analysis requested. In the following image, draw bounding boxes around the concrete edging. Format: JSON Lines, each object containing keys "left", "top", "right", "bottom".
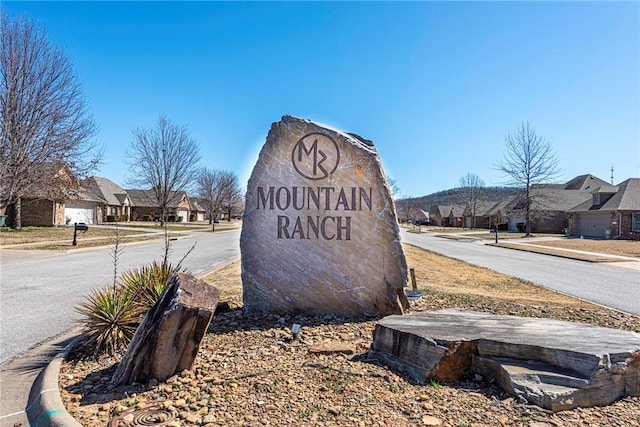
{"left": 26, "top": 340, "right": 82, "bottom": 427}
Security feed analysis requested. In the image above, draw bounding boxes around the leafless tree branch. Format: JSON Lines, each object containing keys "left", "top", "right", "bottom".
{"left": 197, "top": 167, "right": 243, "bottom": 231}
{"left": 0, "top": 11, "right": 101, "bottom": 228}
{"left": 457, "top": 172, "right": 486, "bottom": 229}
{"left": 125, "top": 115, "right": 200, "bottom": 264}
{"left": 495, "top": 122, "right": 562, "bottom": 236}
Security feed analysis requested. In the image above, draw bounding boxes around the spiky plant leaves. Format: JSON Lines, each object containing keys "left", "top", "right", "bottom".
{"left": 75, "top": 261, "right": 181, "bottom": 357}
{"left": 121, "top": 261, "right": 178, "bottom": 313}
{"left": 75, "top": 285, "right": 139, "bottom": 355}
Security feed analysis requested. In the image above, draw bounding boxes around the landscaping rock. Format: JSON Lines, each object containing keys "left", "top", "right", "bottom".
{"left": 369, "top": 309, "right": 640, "bottom": 411}
{"left": 111, "top": 272, "right": 219, "bottom": 385}
{"left": 241, "top": 115, "right": 408, "bottom": 317}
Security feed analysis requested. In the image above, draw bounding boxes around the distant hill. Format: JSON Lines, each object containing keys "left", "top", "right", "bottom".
{"left": 397, "top": 186, "right": 521, "bottom": 209}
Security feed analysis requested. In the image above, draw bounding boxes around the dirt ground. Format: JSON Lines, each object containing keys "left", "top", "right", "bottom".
{"left": 203, "top": 244, "right": 601, "bottom": 310}
{"left": 60, "top": 243, "right": 640, "bottom": 426}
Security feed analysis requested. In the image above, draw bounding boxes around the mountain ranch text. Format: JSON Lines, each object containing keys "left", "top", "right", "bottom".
{"left": 256, "top": 186, "right": 373, "bottom": 241}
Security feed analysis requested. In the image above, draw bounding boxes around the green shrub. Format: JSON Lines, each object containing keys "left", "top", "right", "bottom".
{"left": 75, "top": 261, "right": 179, "bottom": 356}
{"left": 143, "top": 214, "right": 151, "bottom": 221}
{"left": 106, "top": 214, "right": 120, "bottom": 222}
{"left": 75, "top": 285, "right": 139, "bottom": 355}
{"left": 121, "top": 261, "right": 178, "bottom": 313}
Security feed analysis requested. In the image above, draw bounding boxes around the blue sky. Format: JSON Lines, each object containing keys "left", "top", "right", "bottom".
{"left": 4, "top": 1, "right": 639, "bottom": 198}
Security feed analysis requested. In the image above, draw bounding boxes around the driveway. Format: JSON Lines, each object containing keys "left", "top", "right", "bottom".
{"left": 401, "top": 229, "right": 640, "bottom": 316}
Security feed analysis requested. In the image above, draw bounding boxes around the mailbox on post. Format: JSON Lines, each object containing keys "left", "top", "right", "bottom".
{"left": 73, "top": 222, "right": 89, "bottom": 246}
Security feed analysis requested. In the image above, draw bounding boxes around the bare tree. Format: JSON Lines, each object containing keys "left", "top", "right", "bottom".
{"left": 197, "top": 167, "right": 220, "bottom": 228}
{"left": 221, "top": 173, "right": 243, "bottom": 222}
{"left": 395, "top": 196, "right": 417, "bottom": 224}
{"left": 0, "top": 11, "right": 100, "bottom": 229}
{"left": 457, "top": 172, "right": 485, "bottom": 229}
{"left": 387, "top": 177, "right": 400, "bottom": 197}
{"left": 126, "top": 115, "right": 200, "bottom": 262}
{"left": 197, "top": 167, "right": 241, "bottom": 231}
{"left": 496, "top": 122, "right": 561, "bottom": 236}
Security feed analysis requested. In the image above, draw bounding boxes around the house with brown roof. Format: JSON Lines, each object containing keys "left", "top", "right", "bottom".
{"left": 82, "top": 177, "right": 131, "bottom": 223}
{"left": 462, "top": 201, "right": 495, "bottom": 228}
{"left": 496, "top": 174, "right": 611, "bottom": 233}
{"left": 448, "top": 205, "right": 466, "bottom": 228}
{"left": 5, "top": 163, "right": 77, "bottom": 227}
{"left": 128, "top": 189, "right": 193, "bottom": 222}
{"left": 429, "top": 205, "right": 452, "bottom": 226}
{"left": 567, "top": 178, "right": 640, "bottom": 239}
{"left": 483, "top": 199, "right": 511, "bottom": 230}
{"left": 188, "top": 197, "right": 207, "bottom": 222}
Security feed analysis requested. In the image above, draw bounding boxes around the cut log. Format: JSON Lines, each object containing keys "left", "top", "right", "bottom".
{"left": 111, "top": 272, "right": 220, "bottom": 385}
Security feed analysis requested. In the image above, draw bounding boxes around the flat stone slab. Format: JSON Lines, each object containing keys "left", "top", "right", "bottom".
{"left": 369, "top": 309, "right": 640, "bottom": 411}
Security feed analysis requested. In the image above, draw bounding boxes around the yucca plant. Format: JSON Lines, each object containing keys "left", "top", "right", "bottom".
{"left": 75, "top": 285, "right": 139, "bottom": 355}
{"left": 121, "top": 261, "right": 178, "bottom": 313}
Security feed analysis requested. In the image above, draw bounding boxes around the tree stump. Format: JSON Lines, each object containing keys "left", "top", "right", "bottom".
{"left": 111, "top": 272, "right": 220, "bottom": 385}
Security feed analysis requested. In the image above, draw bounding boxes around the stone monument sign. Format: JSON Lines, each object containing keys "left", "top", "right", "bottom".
{"left": 241, "top": 115, "right": 409, "bottom": 317}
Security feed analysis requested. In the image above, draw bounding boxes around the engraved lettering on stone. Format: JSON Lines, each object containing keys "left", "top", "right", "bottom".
{"left": 292, "top": 133, "right": 340, "bottom": 180}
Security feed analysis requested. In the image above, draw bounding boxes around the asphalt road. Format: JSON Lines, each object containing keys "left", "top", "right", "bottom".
{"left": 0, "top": 229, "right": 241, "bottom": 366}
{"left": 401, "top": 229, "right": 640, "bottom": 316}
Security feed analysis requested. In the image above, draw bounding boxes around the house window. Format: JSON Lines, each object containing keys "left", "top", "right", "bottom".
{"left": 593, "top": 194, "right": 600, "bottom": 205}
{"left": 111, "top": 207, "right": 117, "bottom": 215}
{"left": 633, "top": 213, "right": 640, "bottom": 232}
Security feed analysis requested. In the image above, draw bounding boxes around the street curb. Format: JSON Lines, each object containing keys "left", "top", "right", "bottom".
{"left": 26, "top": 339, "right": 82, "bottom": 427}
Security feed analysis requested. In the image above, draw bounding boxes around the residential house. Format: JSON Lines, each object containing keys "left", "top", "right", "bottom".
{"left": 63, "top": 187, "right": 103, "bottom": 225}
{"left": 448, "top": 205, "right": 465, "bottom": 228}
{"left": 5, "top": 163, "right": 76, "bottom": 227}
{"left": 59, "top": 177, "right": 133, "bottom": 224}
{"left": 484, "top": 199, "right": 512, "bottom": 230}
{"left": 128, "top": 189, "right": 193, "bottom": 222}
{"left": 429, "top": 205, "right": 452, "bottom": 226}
{"left": 497, "top": 174, "right": 610, "bottom": 233}
{"left": 462, "top": 201, "right": 495, "bottom": 229}
{"left": 188, "top": 197, "right": 207, "bottom": 222}
{"left": 6, "top": 197, "right": 66, "bottom": 227}
{"left": 567, "top": 178, "right": 640, "bottom": 239}
{"left": 416, "top": 209, "right": 431, "bottom": 224}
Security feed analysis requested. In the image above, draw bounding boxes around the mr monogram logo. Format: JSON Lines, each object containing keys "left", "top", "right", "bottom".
{"left": 254, "top": 132, "right": 372, "bottom": 241}
{"left": 291, "top": 133, "right": 340, "bottom": 180}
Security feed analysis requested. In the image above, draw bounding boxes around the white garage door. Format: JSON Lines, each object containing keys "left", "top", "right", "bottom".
{"left": 177, "top": 209, "right": 189, "bottom": 223}
{"left": 577, "top": 214, "right": 609, "bottom": 238}
{"left": 65, "top": 202, "right": 95, "bottom": 225}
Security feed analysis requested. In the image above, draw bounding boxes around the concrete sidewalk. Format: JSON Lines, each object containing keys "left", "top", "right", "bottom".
{"left": 0, "top": 328, "right": 80, "bottom": 427}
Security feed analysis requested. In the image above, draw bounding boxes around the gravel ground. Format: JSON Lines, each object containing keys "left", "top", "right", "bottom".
{"left": 60, "top": 291, "right": 640, "bottom": 427}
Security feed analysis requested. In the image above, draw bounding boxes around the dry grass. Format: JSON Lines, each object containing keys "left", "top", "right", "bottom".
{"left": 514, "top": 238, "right": 640, "bottom": 258}
{"left": 0, "top": 226, "right": 146, "bottom": 246}
{"left": 63, "top": 242, "right": 640, "bottom": 427}
{"left": 0, "top": 221, "right": 242, "bottom": 249}
{"left": 201, "top": 243, "right": 599, "bottom": 310}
